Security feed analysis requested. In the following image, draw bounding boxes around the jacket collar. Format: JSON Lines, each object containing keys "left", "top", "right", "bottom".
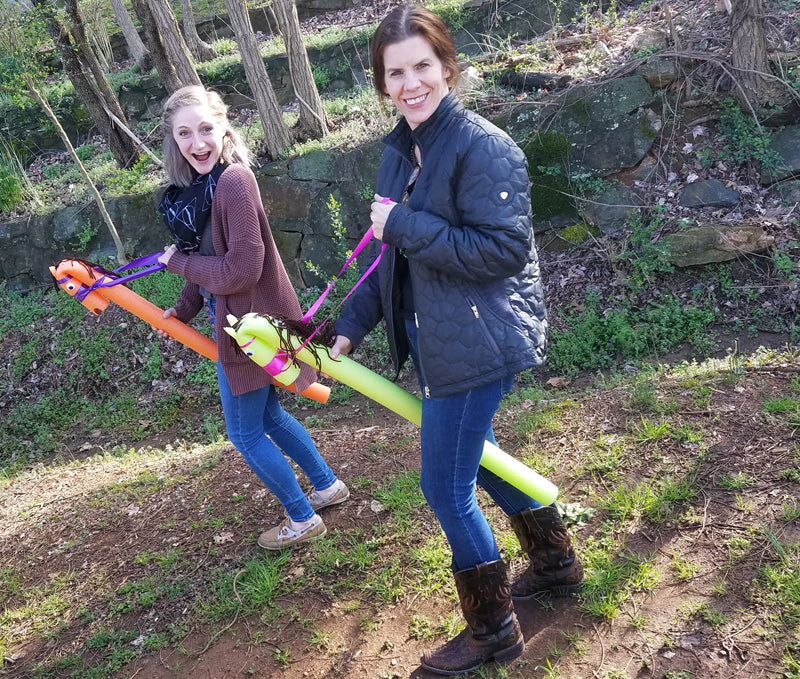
{"left": 383, "top": 89, "right": 463, "bottom": 161}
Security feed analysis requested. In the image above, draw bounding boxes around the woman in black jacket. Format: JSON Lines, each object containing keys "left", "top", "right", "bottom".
{"left": 331, "top": 5, "right": 583, "bottom": 674}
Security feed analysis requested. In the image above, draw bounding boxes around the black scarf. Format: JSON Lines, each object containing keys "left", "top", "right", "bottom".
{"left": 158, "top": 162, "right": 227, "bottom": 253}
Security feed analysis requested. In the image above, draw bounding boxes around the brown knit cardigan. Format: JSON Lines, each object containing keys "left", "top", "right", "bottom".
{"left": 166, "top": 163, "right": 316, "bottom": 396}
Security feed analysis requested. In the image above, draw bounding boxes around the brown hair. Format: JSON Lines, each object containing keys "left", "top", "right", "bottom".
{"left": 161, "top": 85, "right": 251, "bottom": 187}
{"left": 370, "top": 4, "right": 460, "bottom": 98}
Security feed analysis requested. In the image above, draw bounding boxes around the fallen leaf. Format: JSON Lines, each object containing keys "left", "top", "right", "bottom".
{"left": 213, "top": 532, "right": 234, "bottom": 544}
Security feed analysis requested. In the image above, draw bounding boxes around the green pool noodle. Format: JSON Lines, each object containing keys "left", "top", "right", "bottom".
{"left": 225, "top": 312, "right": 558, "bottom": 505}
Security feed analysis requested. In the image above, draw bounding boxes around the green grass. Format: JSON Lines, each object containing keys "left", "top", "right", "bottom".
{"left": 0, "top": 276, "right": 226, "bottom": 473}
{"left": 310, "top": 531, "right": 380, "bottom": 578}
{"left": 408, "top": 533, "right": 453, "bottom": 595}
{"left": 764, "top": 395, "right": 800, "bottom": 414}
{"left": 597, "top": 466, "right": 699, "bottom": 525}
{"left": 623, "top": 373, "right": 661, "bottom": 412}
{"left": 784, "top": 500, "right": 800, "bottom": 521}
{"left": 287, "top": 87, "right": 394, "bottom": 156}
{"left": 511, "top": 399, "right": 578, "bottom": 440}
{"left": 373, "top": 470, "right": 426, "bottom": 525}
{"left": 303, "top": 23, "right": 373, "bottom": 51}
{"left": 2, "top": 570, "right": 78, "bottom": 645}
{"left": 754, "top": 540, "right": 800, "bottom": 626}
{"left": 579, "top": 529, "right": 660, "bottom": 620}
{"left": 629, "top": 416, "right": 672, "bottom": 442}
{"left": 764, "top": 394, "right": 800, "bottom": 427}
{"left": 671, "top": 551, "right": 700, "bottom": 580}
{"left": 716, "top": 471, "right": 755, "bottom": 490}
{"left": 585, "top": 435, "right": 626, "bottom": 479}
{"left": 195, "top": 552, "right": 293, "bottom": 624}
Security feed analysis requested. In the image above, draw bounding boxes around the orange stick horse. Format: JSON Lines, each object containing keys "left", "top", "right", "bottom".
{"left": 50, "top": 258, "right": 330, "bottom": 404}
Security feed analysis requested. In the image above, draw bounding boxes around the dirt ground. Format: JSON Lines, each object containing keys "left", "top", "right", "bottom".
{"left": 2, "top": 341, "right": 800, "bottom": 678}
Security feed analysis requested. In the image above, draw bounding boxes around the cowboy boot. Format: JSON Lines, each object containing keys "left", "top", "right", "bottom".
{"left": 508, "top": 505, "right": 585, "bottom": 600}
{"left": 421, "top": 559, "right": 525, "bottom": 675}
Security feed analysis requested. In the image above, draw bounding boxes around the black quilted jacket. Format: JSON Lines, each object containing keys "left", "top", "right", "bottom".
{"left": 334, "top": 92, "right": 548, "bottom": 397}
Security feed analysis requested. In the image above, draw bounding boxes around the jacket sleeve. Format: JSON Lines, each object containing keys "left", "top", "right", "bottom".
{"left": 383, "top": 133, "right": 532, "bottom": 282}
{"left": 166, "top": 166, "right": 266, "bottom": 296}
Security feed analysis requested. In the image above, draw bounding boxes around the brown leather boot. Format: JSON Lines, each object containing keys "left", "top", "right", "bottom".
{"left": 420, "top": 559, "right": 525, "bottom": 676}
{"left": 508, "top": 505, "right": 585, "bottom": 600}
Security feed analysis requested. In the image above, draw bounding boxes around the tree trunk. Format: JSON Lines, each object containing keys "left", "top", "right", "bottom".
{"left": 729, "top": 0, "right": 779, "bottom": 108}
{"left": 130, "top": 0, "right": 199, "bottom": 93}
{"left": 108, "top": 0, "right": 151, "bottom": 71}
{"left": 272, "top": 0, "right": 328, "bottom": 140}
{"left": 64, "top": 0, "right": 120, "bottom": 108}
{"left": 130, "top": 0, "right": 181, "bottom": 92}
{"left": 149, "top": 0, "right": 201, "bottom": 86}
{"left": 27, "top": 83, "right": 127, "bottom": 264}
{"left": 223, "top": 0, "right": 292, "bottom": 159}
{"left": 179, "top": 0, "right": 218, "bottom": 62}
{"left": 34, "top": 0, "right": 141, "bottom": 169}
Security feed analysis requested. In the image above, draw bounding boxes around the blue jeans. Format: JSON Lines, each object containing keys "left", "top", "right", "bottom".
{"left": 210, "top": 299, "right": 336, "bottom": 522}
{"left": 406, "top": 320, "right": 541, "bottom": 570}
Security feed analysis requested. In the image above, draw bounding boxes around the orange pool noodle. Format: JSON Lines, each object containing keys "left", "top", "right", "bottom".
{"left": 50, "top": 259, "right": 329, "bottom": 403}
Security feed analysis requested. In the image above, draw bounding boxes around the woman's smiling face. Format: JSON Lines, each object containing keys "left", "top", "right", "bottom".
{"left": 171, "top": 103, "right": 225, "bottom": 175}
{"left": 382, "top": 35, "right": 451, "bottom": 130}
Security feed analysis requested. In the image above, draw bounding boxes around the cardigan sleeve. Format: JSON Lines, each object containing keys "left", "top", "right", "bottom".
{"left": 173, "top": 281, "right": 204, "bottom": 322}
{"left": 166, "top": 165, "right": 266, "bottom": 296}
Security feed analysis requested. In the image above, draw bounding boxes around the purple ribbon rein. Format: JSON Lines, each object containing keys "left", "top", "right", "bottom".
{"left": 73, "top": 252, "right": 166, "bottom": 302}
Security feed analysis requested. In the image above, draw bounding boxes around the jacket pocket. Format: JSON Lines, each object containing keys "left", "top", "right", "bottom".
{"left": 465, "top": 294, "right": 501, "bottom": 356}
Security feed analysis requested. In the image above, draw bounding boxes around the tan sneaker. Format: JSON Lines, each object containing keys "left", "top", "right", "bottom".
{"left": 308, "top": 479, "right": 350, "bottom": 512}
{"left": 257, "top": 514, "right": 327, "bottom": 550}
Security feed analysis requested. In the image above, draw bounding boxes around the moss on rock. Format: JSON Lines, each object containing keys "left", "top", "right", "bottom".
{"left": 523, "top": 130, "right": 577, "bottom": 221}
{"left": 558, "top": 221, "right": 600, "bottom": 244}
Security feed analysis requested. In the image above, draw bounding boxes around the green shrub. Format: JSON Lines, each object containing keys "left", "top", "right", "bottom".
{"left": 613, "top": 205, "right": 674, "bottom": 290}
{"left": 311, "top": 63, "right": 331, "bottom": 90}
{"left": 210, "top": 38, "right": 238, "bottom": 55}
{"left": 773, "top": 243, "right": 799, "bottom": 279}
{"left": 0, "top": 164, "right": 22, "bottom": 212}
{"left": 548, "top": 293, "right": 717, "bottom": 374}
{"left": 73, "top": 220, "right": 98, "bottom": 250}
{"left": 427, "top": 0, "right": 471, "bottom": 32}
{"left": 104, "top": 156, "right": 158, "bottom": 196}
{"left": 715, "top": 98, "right": 781, "bottom": 170}
{"left": 301, "top": 194, "right": 362, "bottom": 317}
{"left": 42, "top": 162, "right": 65, "bottom": 181}
{"left": 0, "top": 137, "right": 33, "bottom": 213}
{"left": 76, "top": 144, "right": 98, "bottom": 161}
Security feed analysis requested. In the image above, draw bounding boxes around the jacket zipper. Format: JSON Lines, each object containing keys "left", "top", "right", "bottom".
{"left": 414, "top": 313, "right": 431, "bottom": 399}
